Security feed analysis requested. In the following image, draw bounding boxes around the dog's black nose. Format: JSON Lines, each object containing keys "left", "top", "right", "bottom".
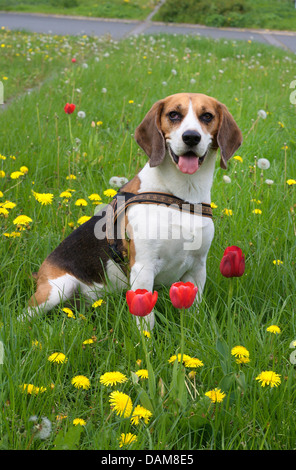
{"left": 182, "top": 130, "right": 201, "bottom": 146}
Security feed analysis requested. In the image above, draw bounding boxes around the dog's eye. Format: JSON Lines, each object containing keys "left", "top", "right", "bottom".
{"left": 200, "top": 112, "right": 214, "bottom": 123}
{"left": 168, "top": 111, "right": 182, "bottom": 121}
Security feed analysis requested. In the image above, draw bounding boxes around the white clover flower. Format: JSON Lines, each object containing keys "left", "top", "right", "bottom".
{"left": 257, "top": 158, "right": 270, "bottom": 170}
{"left": 77, "top": 111, "right": 86, "bottom": 119}
{"left": 171, "top": 69, "right": 177, "bottom": 75}
{"left": 258, "top": 109, "right": 267, "bottom": 119}
{"left": 265, "top": 179, "right": 274, "bottom": 185}
{"left": 190, "top": 78, "right": 196, "bottom": 84}
{"left": 101, "top": 88, "right": 107, "bottom": 93}
{"left": 162, "top": 81, "right": 167, "bottom": 86}
{"left": 82, "top": 63, "right": 88, "bottom": 69}
{"left": 223, "top": 175, "right": 231, "bottom": 183}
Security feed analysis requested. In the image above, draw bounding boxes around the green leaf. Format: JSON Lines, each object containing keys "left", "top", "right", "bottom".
{"left": 52, "top": 425, "right": 83, "bottom": 450}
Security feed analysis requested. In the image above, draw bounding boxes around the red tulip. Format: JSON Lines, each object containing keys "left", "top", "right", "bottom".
{"left": 126, "top": 289, "right": 158, "bottom": 317}
{"left": 64, "top": 103, "right": 76, "bottom": 114}
{"left": 169, "top": 282, "right": 198, "bottom": 309}
{"left": 220, "top": 246, "right": 245, "bottom": 278}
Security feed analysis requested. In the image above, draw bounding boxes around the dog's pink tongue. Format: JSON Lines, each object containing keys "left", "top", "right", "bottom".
{"left": 178, "top": 156, "right": 199, "bottom": 174}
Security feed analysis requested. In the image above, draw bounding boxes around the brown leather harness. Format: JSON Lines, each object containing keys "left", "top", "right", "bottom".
{"left": 106, "top": 191, "right": 213, "bottom": 262}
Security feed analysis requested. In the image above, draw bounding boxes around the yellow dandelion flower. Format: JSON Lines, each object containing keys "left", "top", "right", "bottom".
{"left": 71, "top": 375, "right": 90, "bottom": 390}
{"left": 130, "top": 405, "right": 152, "bottom": 425}
{"left": 119, "top": 433, "right": 137, "bottom": 448}
{"left": 129, "top": 100, "right": 134, "bottom": 104}
{"left": 59, "top": 191, "right": 72, "bottom": 198}
{"left": 48, "top": 352, "right": 68, "bottom": 364}
{"left": 235, "top": 356, "right": 250, "bottom": 365}
{"left": 73, "top": 418, "right": 86, "bottom": 426}
{"left": 75, "top": 198, "right": 88, "bottom": 206}
{"left": 211, "top": 202, "right": 218, "bottom": 209}
{"left": 256, "top": 370, "right": 281, "bottom": 388}
{"left": 56, "top": 414, "right": 68, "bottom": 421}
{"left": 143, "top": 330, "right": 151, "bottom": 338}
{"left": 266, "top": 325, "right": 281, "bottom": 334}
{"left": 33, "top": 191, "right": 54, "bottom": 205}
{"left": 233, "top": 155, "right": 243, "bottom": 162}
{"left": 103, "top": 188, "right": 117, "bottom": 198}
{"left": 0, "top": 207, "right": 9, "bottom": 217}
{"left": 82, "top": 338, "right": 94, "bottom": 345}
{"left": 2, "top": 201, "right": 16, "bottom": 209}
{"left": 100, "top": 371, "right": 128, "bottom": 387}
{"left": 0, "top": 170, "right": 5, "bottom": 178}
{"left": 135, "top": 369, "right": 148, "bottom": 379}
{"left": 231, "top": 345, "right": 250, "bottom": 359}
{"left": 32, "top": 339, "right": 42, "bottom": 349}
{"left": 3, "top": 231, "right": 21, "bottom": 238}
{"left": 273, "top": 259, "right": 283, "bottom": 265}
{"left": 62, "top": 307, "right": 75, "bottom": 318}
{"left": 223, "top": 208, "right": 233, "bottom": 216}
{"left": 205, "top": 388, "right": 226, "bottom": 403}
{"left": 252, "top": 209, "right": 262, "bottom": 214}
{"left": 287, "top": 179, "right": 296, "bottom": 186}
{"left": 109, "top": 391, "right": 133, "bottom": 418}
{"left": 92, "top": 299, "right": 103, "bottom": 308}
{"left": 183, "top": 357, "right": 204, "bottom": 368}
{"left": 21, "top": 383, "right": 47, "bottom": 395}
{"left": 13, "top": 215, "right": 32, "bottom": 225}
{"left": 96, "top": 121, "right": 103, "bottom": 126}
{"left": 0, "top": 191, "right": 3, "bottom": 197}
{"left": 10, "top": 171, "right": 24, "bottom": 179}
{"left": 20, "top": 166, "right": 28, "bottom": 174}
{"left": 168, "top": 353, "right": 191, "bottom": 364}
{"left": 66, "top": 174, "right": 77, "bottom": 180}
{"left": 88, "top": 193, "right": 102, "bottom": 201}
{"left": 77, "top": 215, "right": 91, "bottom": 225}
{"left": 0, "top": 154, "right": 6, "bottom": 160}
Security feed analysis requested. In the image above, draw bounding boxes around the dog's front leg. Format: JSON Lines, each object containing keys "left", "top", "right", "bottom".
{"left": 129, "top": 262, "right": 155, "bottom": 330}
{"left": 181, "top": 256, "right": 207, "bottom": 305}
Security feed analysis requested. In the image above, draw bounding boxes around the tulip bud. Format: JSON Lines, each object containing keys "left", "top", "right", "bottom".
{"left": 169, "top": 282, "right": 198, "bottom": 309}
{"left": 64, "top": 103, "right": 76, "bottom": 114}
{"left": 220, "top": 246, "right": 245, "bottom": 278}
{"left": 126, "top": 289, "right": 158, "bottom": 317}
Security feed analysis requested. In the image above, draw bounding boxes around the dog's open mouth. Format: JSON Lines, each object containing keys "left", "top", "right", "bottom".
{"left": 168, "top": 147, "right": 206, "bottom": 175}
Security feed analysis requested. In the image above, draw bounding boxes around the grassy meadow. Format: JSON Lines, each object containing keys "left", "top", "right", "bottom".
{"left": 0, "top": 0, "right": 158, "bottom": 20}
{"left": 155, "top": 0, "right": 296, "bottom": 31}
{"left": 0, "top": 27, "right": 296, "bottom": 450}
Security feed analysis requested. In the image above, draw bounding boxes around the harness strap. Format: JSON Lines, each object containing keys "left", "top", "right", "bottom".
{"left": 106, "top": 191, "right": 213, "bottom": 262}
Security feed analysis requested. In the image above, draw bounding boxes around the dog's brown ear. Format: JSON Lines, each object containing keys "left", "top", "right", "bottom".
{"left": 134, "top": 100, "right": 166, "bottom": 167}
{"left": 217, "top": 103, "right": 243, "bottom": 169}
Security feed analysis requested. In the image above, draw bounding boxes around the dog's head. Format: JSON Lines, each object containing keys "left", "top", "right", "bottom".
{"left": 135, "top": 93, "right": 242, "bottom": 172}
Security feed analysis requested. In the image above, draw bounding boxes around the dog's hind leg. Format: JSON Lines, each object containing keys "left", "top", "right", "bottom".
{"left": 20, "top": 261, "right": 79, "bottom": 320}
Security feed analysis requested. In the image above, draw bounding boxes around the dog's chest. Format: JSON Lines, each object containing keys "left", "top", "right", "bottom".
{"left": 127, "top": 203, "right": 214, "bottom": 285}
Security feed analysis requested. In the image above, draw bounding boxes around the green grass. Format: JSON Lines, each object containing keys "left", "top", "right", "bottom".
{"left": 0, "top": 28, "right": 296, "bottom": 450}
{"left": 155, "top": 0, "right": 296, "bottom": 31}
{"left": 0, "top": 0, "right": 157, "bottom": 20}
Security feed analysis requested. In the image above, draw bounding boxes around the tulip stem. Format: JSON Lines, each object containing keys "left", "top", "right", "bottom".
{"left": 180, "top": 308, "right": 185, "bottom": 365}
{"left": 139, "top": 319, "right": 156, "bottom": 405}
{"left": 227, "top": 278, "right": 234, "bottom": 313}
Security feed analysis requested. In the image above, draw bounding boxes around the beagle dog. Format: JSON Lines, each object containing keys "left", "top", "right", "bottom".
{"left": 26, "top": 93, "right": 242, "bottom": 328}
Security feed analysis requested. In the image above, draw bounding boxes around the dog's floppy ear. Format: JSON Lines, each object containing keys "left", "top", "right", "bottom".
{"left": 134, "top": 100, "right": 166, "bottom": 167}
{"left": 217, "top": 103, "right": 243, "bottom": 169}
